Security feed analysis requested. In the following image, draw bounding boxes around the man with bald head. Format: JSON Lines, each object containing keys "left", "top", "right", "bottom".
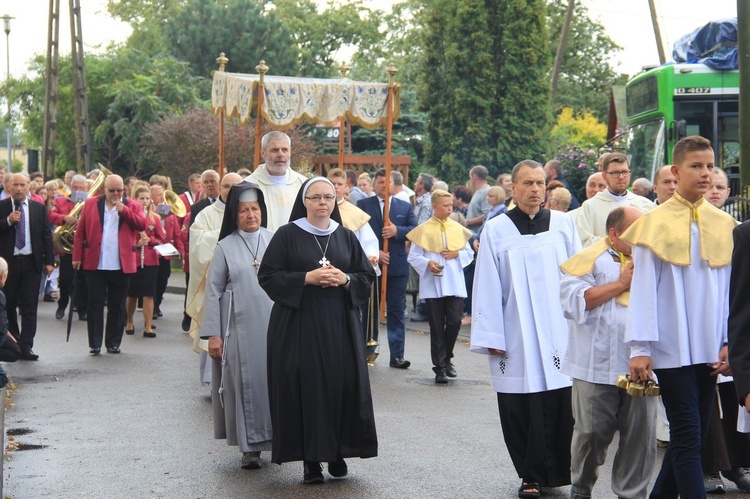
{"left": 653, "top": 165, "right": 678, "bottom": 205}
{"left": 0, "top": 172, "right": 55, "bottom": 360}
{"left": 567, "top": 173, "right": 607, "bottom": 225}
{"left": 73, "top": 174, "right": 148, "bottom": 355}
{"left": 187, "top": 172, "right": 242, "bottom": 383}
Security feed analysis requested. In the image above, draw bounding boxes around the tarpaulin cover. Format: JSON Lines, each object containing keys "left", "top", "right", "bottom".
{"left": 672, "top": 18, "right": 738, "bottom": 70}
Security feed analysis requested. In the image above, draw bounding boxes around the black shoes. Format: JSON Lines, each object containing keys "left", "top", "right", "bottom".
{"left": 79, "top": 312, "right": 88, "bottom": 321}
{"left": 389, "top": 357, "right": 411, "bottom": 369}
{"left": 435, "top": 370, "right": 448, "bottom": 384}
{"left": 106, "top": 347, "right": 120, "bottom": 354}
{"left": 303, "top": 461, "right": 324, "bottom": 484}
{"left": 328, "top": 459, "right": 348, "bottom": 478}
{"left": 241, "top": 451, "right": 261, "bottom": 470}
{"left": 143, "top": 331, "right": 156, "bottom": 338}
{"left": 181, "top": 314, "right": 192, "bottom": 332}
{"left": 410, "top": 315, "right": 428, "bottom": 322}
{"left": 125, "top": 328, "right": 135, "bottom": 335}
{"left": 155, "top": 308, "right": 163, "bottom": 318}
{"left": 446, "top": 364, "right": 457, "bottom": 378}
{"left": 43, "top": 294, "right": 56, "bottom": 303}
{"left": 55, "top": 307, "right": 65, "bottom": 320}
{"left": 89, "top": 347, "right": 100, "bottom": 355}
{"left": 20, "top": 349, "right": 39, "bottom": 361}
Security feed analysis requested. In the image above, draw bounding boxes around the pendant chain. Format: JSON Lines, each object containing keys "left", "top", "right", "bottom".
{"left": 314, "top": 234, "right": 332, "bottom": 267}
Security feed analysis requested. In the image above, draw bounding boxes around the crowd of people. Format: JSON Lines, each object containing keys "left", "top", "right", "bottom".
{"left": 4, "top": 131, "right": 750, "bottom": 496}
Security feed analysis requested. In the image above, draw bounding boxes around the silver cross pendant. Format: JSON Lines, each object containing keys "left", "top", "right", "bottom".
{"left": 319, "top": 256, "right": 331, "bottom": 267}
{"left": 251, "top": 258, "right": 261, "bottom": 274}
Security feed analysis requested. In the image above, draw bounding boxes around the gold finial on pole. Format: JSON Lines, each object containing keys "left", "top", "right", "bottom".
{"left": 386, "top": 62, "right": 398, "bottom": 88}
{"left": 256, "top": 60, "right": 269, "bottom": 85}
{"left": 216, "top": 52, "right": 229, "bottom": 72}
{"left": 338, "top": 61, "right": 350, "bottom": 78}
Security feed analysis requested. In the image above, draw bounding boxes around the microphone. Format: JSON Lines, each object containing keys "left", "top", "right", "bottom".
{"left": 13, "top": 198, "right": 20, "bottom": 212}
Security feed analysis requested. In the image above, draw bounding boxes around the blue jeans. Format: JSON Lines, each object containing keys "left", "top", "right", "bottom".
{"left": 385, "top": 275, "right": 406, "bottom": 359}
{"left": 650, "top": 364, "right": 716, "bottom": 499}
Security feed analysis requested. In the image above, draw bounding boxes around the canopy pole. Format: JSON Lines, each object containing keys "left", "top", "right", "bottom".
{"left": 379, "top": 63, "right": 398, "bottom": 321}
{"left": 254, "top": 60, "right": 269, "bottom": 170}
{"left": 216, "top": 53, "right": 228, "bottom": 179}
{"left": 337, "top": 62, "right": 350, "bottom": 171}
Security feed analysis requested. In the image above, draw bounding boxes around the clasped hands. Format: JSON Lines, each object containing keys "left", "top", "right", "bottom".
{"left": 306, "top": 265, "right": 347, "bottom": 288}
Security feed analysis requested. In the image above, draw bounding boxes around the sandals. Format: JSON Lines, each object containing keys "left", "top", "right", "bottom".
{"left": 518, "top": 481, "right": 540, "bottom": 499}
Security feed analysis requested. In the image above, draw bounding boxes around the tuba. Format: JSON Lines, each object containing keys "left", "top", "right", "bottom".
{"left": 53, "top": 165, "right": 112, "bottom": 254}
{"left": 162, "top": 189, "right": 187, "bottom": 218}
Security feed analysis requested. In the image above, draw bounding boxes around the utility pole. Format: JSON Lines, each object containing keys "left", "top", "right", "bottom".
{"left": 550, "top": 0, "right": 575, "bottom": 102}
{"left": 648, "top": 0, "right": 667, "bottom": 64}
{"left": 42, "top": 0, "right": 60, "bottom": 180}
{"left": 739, "top": 0, "right": 750, "bottom": 189}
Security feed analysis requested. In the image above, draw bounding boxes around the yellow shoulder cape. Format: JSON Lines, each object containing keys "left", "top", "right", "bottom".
{"left": 407, "top": 216, "right": 473, "bottom": 253}
{"left": 560, "top": 238, "right": 630, "bottom": 306}
{"left": 337, "top": 199, "right": 371, "bottom": 232}
{"left": 620, "top": 192, "right": 736, "bottom": 268}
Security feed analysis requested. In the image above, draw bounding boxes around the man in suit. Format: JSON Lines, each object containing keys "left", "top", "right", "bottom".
{"left": 730, "top": 221, "right": 750, "bottom": 414}
{"left": 357, "top": 169, "right": 417, "bottom": 369}
{"left": 72, "top": 174, "right": 147, "bottom": 355}
{"left": 0, "top": 173, "right": 55, "bottom": 360}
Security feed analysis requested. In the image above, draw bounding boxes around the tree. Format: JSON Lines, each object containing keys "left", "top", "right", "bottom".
{"left": 547, "top": 0, "right": 623, "bottom": 121}
{"left": 420, "top": 0, "right": 551, "bottom": 183}
{"left": 550, "top": 107, "right": 607, "bottom": 148}
{"left": 6, "top": 49, "right": 202, "bottom": 176}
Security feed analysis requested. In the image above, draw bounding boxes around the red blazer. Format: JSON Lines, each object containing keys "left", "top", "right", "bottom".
{"left": 161, "top": 213, "right": 185, "bottom": 261}
{"left": 48, "top": 196, "right": 76, "bottom": 227}
{"left": 72, "top": 195, "right": 148, "bottom": 274}
{"left": 140, "top": 212, "right": 165, "bottom": 267}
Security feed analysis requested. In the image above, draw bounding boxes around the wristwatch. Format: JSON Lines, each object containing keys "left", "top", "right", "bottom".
{"left": 345, "top": 274, "right": 351, "bottom": 285}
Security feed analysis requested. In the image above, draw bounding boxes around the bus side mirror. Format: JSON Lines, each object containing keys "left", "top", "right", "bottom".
{"left": 675, "top": 119, "right": 687, "bottom": 141}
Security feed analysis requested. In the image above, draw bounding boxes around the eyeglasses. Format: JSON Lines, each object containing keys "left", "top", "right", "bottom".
{"left": 605, "top": 170, "right": 631, "bottom": 178}
{"left": 107, "top": 188, "right": 124, "bottom": 193}
{"left": 305, "top": 195, "right": 335, "bottom": 203}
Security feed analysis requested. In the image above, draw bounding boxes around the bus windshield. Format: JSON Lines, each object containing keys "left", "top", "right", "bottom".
{"left": 624, "top": 119, "right": 665, "bottom": 181}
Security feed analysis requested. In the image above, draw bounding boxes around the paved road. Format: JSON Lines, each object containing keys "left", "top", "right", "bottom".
{"left": 2, "top": 281, "right": 747, "bottom": 498}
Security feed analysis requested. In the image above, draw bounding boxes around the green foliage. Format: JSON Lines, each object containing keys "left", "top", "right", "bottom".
{"left": 547, "top": 0, "right": 623, "bottom": 121}
{"left": 6, "top": 49, "right": 202, "bottom": 176}
{"left": 421, "top": 0, "right": 551, "bottom": 184}
{"left": 550, "top": 107, "right": 607, "bottom": 149}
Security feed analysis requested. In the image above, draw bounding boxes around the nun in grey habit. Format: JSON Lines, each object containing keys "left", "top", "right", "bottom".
{"left": 200, "top": 182, "right": 274, "bottom": 470}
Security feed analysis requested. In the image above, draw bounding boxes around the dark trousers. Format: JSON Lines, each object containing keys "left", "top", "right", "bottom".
{"left": 5, "top": 255, "right": 42, "bottom": 351}
{"left": 86, "top": 270, "right": 130, "bottom": 349}
{"left": 463, "top": 260, "right": 475, "bottom": 315}
{"left": 183, "top": 272, "right": 190, "bottom": 312}
{"left": 384, "top": 274, "right": 407, "bottom": 360}
{"left": 651, "top": 364, "right": 717, "bottom": 498}
{"left": 0, "top": 335, "right": 21, "bottom": 362}
{"left": 155, "top": 257, "right": 170, "bottom": 311}
{"left": 57, "top": 254, "right": 88, "bottom": 314}
{"left": 427, "top": 296, "right": 463, "bottom": 372}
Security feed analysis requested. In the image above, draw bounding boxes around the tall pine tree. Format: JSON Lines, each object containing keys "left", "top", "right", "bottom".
{"left": 421, "top": 0, "right": 551, "bottom": 182}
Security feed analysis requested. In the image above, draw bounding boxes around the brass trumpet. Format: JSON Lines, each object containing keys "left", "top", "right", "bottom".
{"left": 615, "top": 374, "right": 660, "bottom": 397}
{"left": 53, "top": 165, "right": 112, "bottom": 254}
{"left": 162, "top": 189, "right": 187, "bottom": 218}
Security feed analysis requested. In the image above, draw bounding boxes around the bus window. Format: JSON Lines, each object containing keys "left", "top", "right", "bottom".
{"left": 625, "top": 119, "right": 665, "bottom": 181}
{"left": 674, "top": 101, "right": 714, "bottom": 143}
{"left": 719, "top": 115, "right": 739, "bottom": 171}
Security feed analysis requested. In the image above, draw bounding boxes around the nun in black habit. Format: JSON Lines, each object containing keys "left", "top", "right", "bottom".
{"left": 258, "top": 176, "right": 377, "bottom": 484}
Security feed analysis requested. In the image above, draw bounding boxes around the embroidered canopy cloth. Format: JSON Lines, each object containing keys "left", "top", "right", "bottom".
{"left": 212, "top": 72, "right": 400, "bottom": 129}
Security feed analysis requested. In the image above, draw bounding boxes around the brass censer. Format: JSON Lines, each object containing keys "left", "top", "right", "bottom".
{"left": 615, "top": 374, "right": 660, "bottom": 397}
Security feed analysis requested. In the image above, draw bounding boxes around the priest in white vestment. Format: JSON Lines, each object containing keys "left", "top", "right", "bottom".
{"left": 186, "top": 173, "right": 242, "bottom": 384}
{"left": 624, "top": 136, "right": 735, "bottom": 498}
{"left": 471, "top": 160, "right": 581, "bottom": 496}
{"left": 244, "top": 131, "right": 307, "bottom": 232}
{"left": 560, "top": 206, "right": 656, "bottom": 499}
{"left": 575, "top": 153, "right": 654, "bottom": 248}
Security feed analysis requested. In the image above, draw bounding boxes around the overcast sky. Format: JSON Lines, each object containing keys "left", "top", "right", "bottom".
{"left": 4, "top": 0, "right": 740, "bottom": 80}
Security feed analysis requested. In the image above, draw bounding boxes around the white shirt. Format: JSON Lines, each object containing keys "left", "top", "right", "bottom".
{"left": 245, "top": 166, "right": 306, "bottom": 232}
{"left": 12, "top": 198, "right": 32, "bottom": 256}
{"left": 98, "top": 202, "right": 121, "bottom": 271}
{"left": 407, "top": 242, "right": 473, "bottom": 299}
{"left": 470, "top": 211, "right": 581, "bottom": 394}
{"left": 626, "top": 222, "right": 730, "bottom": 368}
{"left": 560, "top": 250, "right": 630, "bottom": 385}
{"left": 575, "top": 189, "right": 655, "bottom": 247}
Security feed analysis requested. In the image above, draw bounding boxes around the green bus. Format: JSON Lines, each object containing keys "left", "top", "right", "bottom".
{"left": 617, "top": 63, "right": 739, "bottom": 184}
